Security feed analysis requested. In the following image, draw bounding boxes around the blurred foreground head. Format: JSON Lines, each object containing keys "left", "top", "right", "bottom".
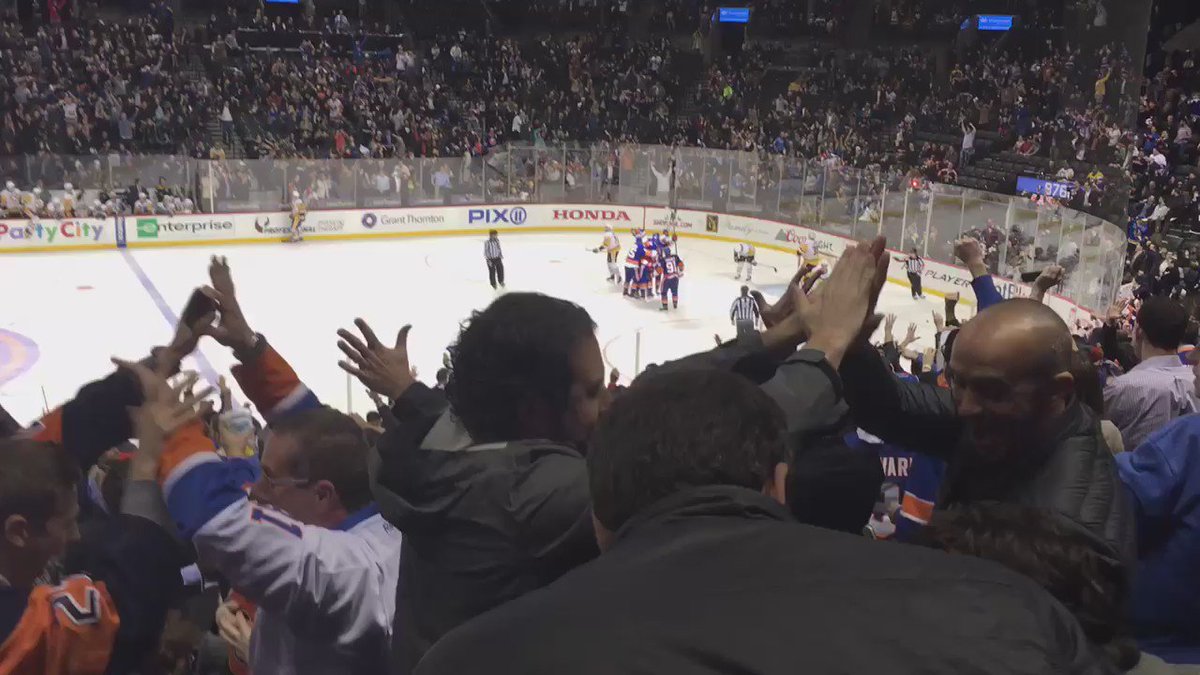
{"left": 447, "top": 293, "right": 606, "bottom": 448}
{"left": 921, "top": 503, "right": 1137, "bottom": 671}
{"left": 947, "top": 299, "right": 1075, "bottom": 463}
{"left": 0, "top": 438, "right": 81, "bottom": 587}
{"left": 588, "top": 369, "right": 787, "bottom": 551}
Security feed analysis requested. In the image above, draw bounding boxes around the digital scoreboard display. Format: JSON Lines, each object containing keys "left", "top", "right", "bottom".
{"left": 717, "top": 7, "right": 751, "bottom": 23}
{"left": 1017, "top": 176, "right": 1074, "bottom": 200}
{"left": 977, "top": 14, "right": 1015, "bottom": 31}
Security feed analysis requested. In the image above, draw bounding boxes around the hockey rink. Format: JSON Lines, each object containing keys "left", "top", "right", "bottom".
{"left": 0, "top": 233, "right": 950, "bottom": 424}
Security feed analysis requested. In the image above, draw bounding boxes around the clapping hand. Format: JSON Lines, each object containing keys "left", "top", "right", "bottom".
{"left": 785, "top": 236, "right": 890, "bottom": 368}
{"left": 200, "top": 256, "right": 257, "bottom": 353}
{"left": 113, "top": 357, "right": 214, "bottom": 479}
{"left": 336, "top": 319, "right": 416, "bottom": 400}
{"left": 753, "top": 265, "right": 811, "bottom": 329}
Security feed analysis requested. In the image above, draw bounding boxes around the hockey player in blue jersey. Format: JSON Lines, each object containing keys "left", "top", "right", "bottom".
{"left": 660, "top": 247, "right": 684, "bottom": 311}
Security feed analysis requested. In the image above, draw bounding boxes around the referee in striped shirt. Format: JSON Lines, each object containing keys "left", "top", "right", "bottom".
{"left": 485, "top": 230, "right": 505, "bottom": 289}
{"left": 730, "top": 285, "right": 760, "bottom": 338}
{"left": 898, "top": 248, "right": 925, "bottom": 299}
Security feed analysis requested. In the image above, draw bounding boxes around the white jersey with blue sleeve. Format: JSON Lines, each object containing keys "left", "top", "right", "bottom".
{"left": 157, "top": 341, "right": 402, "bottom": 675}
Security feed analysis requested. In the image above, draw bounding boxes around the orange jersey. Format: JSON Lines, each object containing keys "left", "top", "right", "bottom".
{"left": 0, "top": 576, "right": 120, "bottom": 675}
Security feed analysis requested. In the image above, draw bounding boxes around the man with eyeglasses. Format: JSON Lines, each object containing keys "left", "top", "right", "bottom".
{"left": 157, "top": 257, "right": 403, "bottom": 675}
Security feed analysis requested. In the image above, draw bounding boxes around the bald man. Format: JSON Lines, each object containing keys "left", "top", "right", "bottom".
{"left": 837, "top": 299, "right": 1134, "bottom": 565}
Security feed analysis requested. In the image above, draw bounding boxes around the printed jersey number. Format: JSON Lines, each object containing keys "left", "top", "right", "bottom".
{"left": 251, "top": 507, "right": 303, "bottom": 537}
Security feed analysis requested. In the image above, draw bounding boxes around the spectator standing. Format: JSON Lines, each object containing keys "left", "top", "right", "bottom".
{"left": 1103, "top": 297, "right": 1199, "bottom": 450}
{"left": 730, "top": 285, "right": 759, "bottom": 338}
{"left": 838, "top": 298, "right": 1134, "bottom": 566}
{"left": 484, "top": 230, "right": 504, "bottom": 290}
{"left": 220, "top": 102, "right": 234, "bottom": 147}
{"left": 165, "top": 259, "right": 404, "bottom": 675}
{"left": 960, "top": 120, "right": 976, "bottom": 166}
{"left": 417, "top": 369, "right": 1111, "bottom": 675}
{"left": 1117, "top": 348, "right": 1200, "bottom": 665}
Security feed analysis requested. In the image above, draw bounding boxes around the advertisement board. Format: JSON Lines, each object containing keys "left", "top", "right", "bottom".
{"left": 0, "top": 218, "right": 115, "bottom": 250}
{"left": 131, "top": 215, "right": 238, "bottom": 242}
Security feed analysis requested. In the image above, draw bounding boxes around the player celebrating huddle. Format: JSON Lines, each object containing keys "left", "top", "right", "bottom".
{"left": 733, "top": 242, "right": 756, "bottom": 282}
{"left": 659, "top": 246, "right": 684, "bottom": 311}
{"left": 623, "top": 229, "right": 647, "bottom": 297}
{"left": 592, "top": 226, "right": 621, "bottom": 283}
{"left": 288, "top": 191, "right": 307, "bottom": 243}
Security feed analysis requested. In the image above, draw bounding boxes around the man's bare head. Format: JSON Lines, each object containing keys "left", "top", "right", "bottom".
{"left": 948, "top": 299, "right": 1076, "bottom": 463}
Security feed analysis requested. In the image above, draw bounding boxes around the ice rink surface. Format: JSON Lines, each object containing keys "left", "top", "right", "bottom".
{"left": 1, "top": 233, "right": 952, "bottom": 424}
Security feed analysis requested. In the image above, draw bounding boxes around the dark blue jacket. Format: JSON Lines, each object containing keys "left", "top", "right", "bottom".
{"left": 1118, "top": 414, "right": 1200, "bottom": 663}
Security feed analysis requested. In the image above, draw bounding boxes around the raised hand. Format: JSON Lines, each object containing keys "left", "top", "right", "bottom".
{"left": 753, "top": 265, "right": 811, "bottom": 329}
{"left": 113, "top": 358, "right": 214, "bottom": 478}
{"left": 902, "top": 322, "right": 919, "bottom": 347}
{"left": 1034, "top": 264, "right": 1064, "bottom": 293}
{"left": 932, "top": 311, "right": 945, "bottom": 332}
{"left": 954, "top": 237, "right": 984, "bottom": 266}
{"left": 201, "top": 256, "right": 257, "bottom": 353}
{"left": 337, "top": 319, "right": 415, "bottom": 400}
{"left": 1104, "top": 300, "right": 1127, "bottom": 325}
{"left": 218, "top": 375, "right": 233, "bottom": 411}
{"left": 789, "top": 236, "right": 890, "bottom": 368}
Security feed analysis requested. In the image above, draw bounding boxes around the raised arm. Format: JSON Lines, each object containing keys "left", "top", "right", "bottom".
{"left": 1030, "top": 265, "right": 1064, "bottom": 304}
{"left": 33, "top": 314, "right": 212, "bottom": 470}
{"left": 72, "top": 358, "right": 211, "bottom": 673}
{"left": 838, "top": 339, "right": 962, "bottom": 456}
{"left": 157, "top": 414, "right": 392, "bottom": 644}
{"left": 954, "top": 237, "right": 1004, "bottom": 310}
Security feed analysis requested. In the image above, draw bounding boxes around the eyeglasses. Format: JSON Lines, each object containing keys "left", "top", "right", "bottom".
{"left": 257, "top": 472, "right": 313, "bottom": 491}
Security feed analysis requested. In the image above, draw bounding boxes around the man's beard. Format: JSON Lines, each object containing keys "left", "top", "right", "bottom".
{"left": 957, "top": 422, "right": 1052, "bottom": 499}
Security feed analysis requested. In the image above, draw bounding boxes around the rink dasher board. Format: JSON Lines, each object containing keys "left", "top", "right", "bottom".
{"left": 0, "top": 204, "right": 1094, "bottom": 323}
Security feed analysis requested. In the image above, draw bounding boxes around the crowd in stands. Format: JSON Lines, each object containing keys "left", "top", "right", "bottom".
{"left": 0, "top": 2, "right": 1194, "bottom": 244}
{"left": 5, "top": 229, "right": 1200, "bottom": 674}
{"left": 5, "top": 2, "right": 1200, "bottom": 673}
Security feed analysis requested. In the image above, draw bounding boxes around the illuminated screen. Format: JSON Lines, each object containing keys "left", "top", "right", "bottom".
{"left": 717, "top": 7, "right": 750, "bottom": 23}
{"left": 977, "top": 14, "right": 1014, "bottom": 31}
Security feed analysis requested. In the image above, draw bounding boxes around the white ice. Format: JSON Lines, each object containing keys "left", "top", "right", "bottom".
{"left": 0, "top": 234, "right": 956, "bottom": 425}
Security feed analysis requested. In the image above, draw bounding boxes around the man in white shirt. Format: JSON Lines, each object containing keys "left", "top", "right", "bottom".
{"left": 960, "top": 121, "right": 976, "bottom": 166}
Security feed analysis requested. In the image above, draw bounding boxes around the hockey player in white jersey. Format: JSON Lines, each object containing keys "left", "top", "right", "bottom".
{"left": 592, "top": 225, "right": 621, "bottom": 283}
{"left": 45, "top": 197, "right": 64, "bottom": 219}
{"left": 734, "top": 242, "right": 756, "bottom": 281}
{"left": 156, "top": 258, "right": 402, "bottom": 675}
{"left": 0, "top": 180, "right": 18, "bottom": 216}
{"left": 61, "top": 182, "right": 77, "bottom": 216}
